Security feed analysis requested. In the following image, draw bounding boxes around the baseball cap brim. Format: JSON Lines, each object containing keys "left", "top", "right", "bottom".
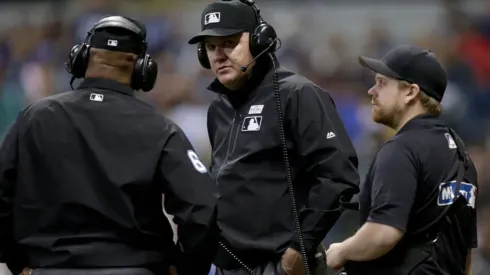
{"left": 358, "top": 56, "right": 402, "bottom": 79}
{"left": 188, "top": 28, "right": 246, "bottom": 44}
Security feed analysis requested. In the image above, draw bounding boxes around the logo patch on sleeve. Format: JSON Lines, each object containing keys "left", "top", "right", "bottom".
{"left": 438, "top": 181, "right": 476, "bottom": 208}
{"left": 444, "top": 133, "right": 457, "bottom": 149}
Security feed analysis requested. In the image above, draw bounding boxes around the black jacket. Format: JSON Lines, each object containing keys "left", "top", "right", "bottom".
{"left": 207, "top": 57, "right": 360, "bottom": 268}
{"left": 0, "top": 78, "right": 218, "bottom": 275}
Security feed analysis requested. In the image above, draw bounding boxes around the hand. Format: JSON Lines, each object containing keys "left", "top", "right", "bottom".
{"left": 281, "top": 248, "right": 306, "bottom": 275}
{"left": 326, "top": 243, "right": 347, "bottom": 271}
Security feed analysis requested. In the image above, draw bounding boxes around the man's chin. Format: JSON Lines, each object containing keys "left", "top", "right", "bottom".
{"left": 218, "top": 74, "right": 244, "bottom": 90}
{"left": 372, "top": 111, "right": 387, "bottom": 125}
{"left": 373, "top": 113, "right": 397, "bottom": 129}
{"left": 218, "top": 77, "right": 233, "bottom": 85}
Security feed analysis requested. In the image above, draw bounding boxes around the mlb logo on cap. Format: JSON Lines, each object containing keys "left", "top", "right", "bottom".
{"left": 90, "top": 93, "right": 104, "bottom": 102}
{"left": 188, "top": 0, "right": 258, "bottom": 45}
{"left": 107, "top": 39, "right": 118, "bottom": 47}
{"left": 204, "top": 12, "right": 221, "bottom": 25}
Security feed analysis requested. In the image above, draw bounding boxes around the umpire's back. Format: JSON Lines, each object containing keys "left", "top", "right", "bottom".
{"left": 2, "top": 15, "right": 218, "bottom": 275}
{"left": 15, "top": 80, "right": 175, "bottom": 267}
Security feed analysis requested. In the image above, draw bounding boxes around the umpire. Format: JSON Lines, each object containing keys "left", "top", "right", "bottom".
{"left": 326, "top": 45, "right": 479, "bottom": 275}
{"left": 0, "top": 16, "right": 218, "bottom": 275}
{"left": 189, "top": 1, "right": 360, "bottom": 274}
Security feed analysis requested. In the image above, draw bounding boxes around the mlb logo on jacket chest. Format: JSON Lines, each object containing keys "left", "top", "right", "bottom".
{"left": 242, "top": 116, "right": 262, "bottom": 132}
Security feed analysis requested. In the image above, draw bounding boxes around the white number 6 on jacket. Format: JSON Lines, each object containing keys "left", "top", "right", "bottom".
{"left": 187, "top": 150, "right": 208, "bottom": 173}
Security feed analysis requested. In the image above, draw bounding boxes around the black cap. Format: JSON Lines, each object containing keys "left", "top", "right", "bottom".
{"left": 358, "top": 45, "right": 447, "bottom": 102}
{"left": 90, "top": 16, "right": 147, "bottom": 55}
{"left": 188, "top": 0, "right": 257, "bottom": 44}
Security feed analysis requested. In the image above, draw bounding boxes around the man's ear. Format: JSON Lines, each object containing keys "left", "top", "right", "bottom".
{"left": 404, "top": 83, "right": 421, "bottom": 104}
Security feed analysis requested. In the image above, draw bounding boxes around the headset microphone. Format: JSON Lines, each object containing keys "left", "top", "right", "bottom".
{"left": 240, "top": 37, "right": 279, "bottom": 72}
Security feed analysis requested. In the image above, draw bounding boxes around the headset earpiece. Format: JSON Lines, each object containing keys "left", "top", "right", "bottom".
{"left": 66, "top": 38, "right": 91, "bottom": 79}
{"left": 249, "top": 20, "right": 277, "bottom": 57}
{"left": 197, "top": 42, "right": 211, "bottom": 69}
{"left": 244, "top": 0, "right": 277, "bottom": 57}
{"left": 132, "top": 53, "right": 158, "bottom": 92}
{"left": 65, "top": 16, "right": 158, "bottom": 92}
{"left": 65, "top": 45, "right": 79, "bottom": 74}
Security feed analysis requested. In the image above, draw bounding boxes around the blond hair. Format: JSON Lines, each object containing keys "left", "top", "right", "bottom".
{"left": 398, "top": 80, "right": 442, "bottom": 116}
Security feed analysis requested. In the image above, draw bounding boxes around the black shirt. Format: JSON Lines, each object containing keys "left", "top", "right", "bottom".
{"left": 357, "top": 115, "right": 478, "bottom": 274}
{"left": 0, "top": 78, "right": 218, "bottom": 275}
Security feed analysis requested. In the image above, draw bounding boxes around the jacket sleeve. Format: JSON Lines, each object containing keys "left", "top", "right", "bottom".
{"left": 0, "top": 115, "right": 24, "bottom": 273}
{"left": 286, "top": 83, "right": 360, "bottom": 254}
{"left": 155, "top": 123, "right": 219, "bottom": 275}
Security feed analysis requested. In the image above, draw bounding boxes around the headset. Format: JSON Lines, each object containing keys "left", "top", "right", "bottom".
{"left": 65, "top": 15, "right": 158, "bottom": 92}
{"left": 196, "top": 0, "right": 278, "bottom": 70}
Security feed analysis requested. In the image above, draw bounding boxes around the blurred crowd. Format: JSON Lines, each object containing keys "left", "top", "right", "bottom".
{"left": 0, "top": 0, "right": 489, "bottom": 274}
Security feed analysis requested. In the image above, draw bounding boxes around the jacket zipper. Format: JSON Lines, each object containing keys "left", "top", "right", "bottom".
{"left": 216, "top": 111, "right": 239, "bottom": 182}
{"left": 229, "top": 114, "right": 242, "bottom": 156}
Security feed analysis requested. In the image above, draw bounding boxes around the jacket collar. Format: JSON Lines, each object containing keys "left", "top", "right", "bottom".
{"left": 207, "top": 55, "right": 278, "bottom": 107}
{"left": 76, "top": 78, "right": 134, "bottom": 97}
{"left": 397, "top": 114, "right": 444, "bottom": 135}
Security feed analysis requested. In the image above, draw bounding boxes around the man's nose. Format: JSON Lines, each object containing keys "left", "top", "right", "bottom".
{"left": 367, "top": 86, "right": 376, "bottom": 96}
{"left": 214, "top": 46, "right": 227, "bottom": 60}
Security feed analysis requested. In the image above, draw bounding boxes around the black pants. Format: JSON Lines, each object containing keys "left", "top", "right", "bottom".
{"left": 215, "top": 243, "right": 329, "bottom": 275}
{"left": 29, "top": 268, "right": 161, "bottom": 275}
{"left": 215, "top": 261, "right": 286, "bottom": 275}
{"left": 216, "top": 260, "right": 330, "bottom": 275}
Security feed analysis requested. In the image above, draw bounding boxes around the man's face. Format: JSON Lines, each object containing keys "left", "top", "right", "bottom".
{"left": 204, "top": 32, "right": 254, "bottom": 90}
{"left": 367, "top": 74, "right": 407, "bottom": 128}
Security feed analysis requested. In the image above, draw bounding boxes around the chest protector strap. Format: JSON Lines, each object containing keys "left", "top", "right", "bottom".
{"left": 409, "top": 127, "right": 469, "bottom": 236}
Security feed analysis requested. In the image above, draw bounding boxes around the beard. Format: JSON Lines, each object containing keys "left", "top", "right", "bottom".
{"left": 371, "top": 104, "right": 399, "bottom": 129}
